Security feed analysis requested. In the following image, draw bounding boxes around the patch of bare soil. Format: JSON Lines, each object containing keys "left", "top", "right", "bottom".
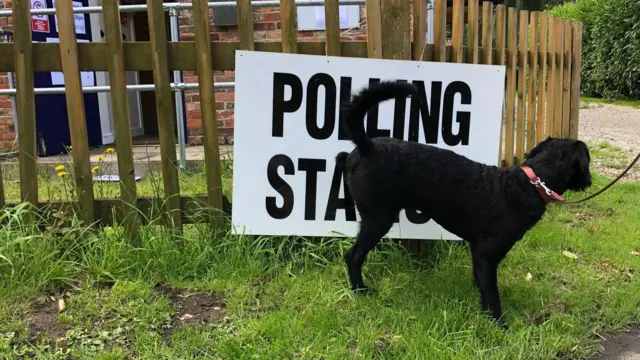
{"left": 594, "top": 327, "right": 640, "bottom": 360}
{"left": 154, "top": 284, "right": 227, "bottom": 338}
{"left": 26, "top": 295, "right": 68, "bottom": 342}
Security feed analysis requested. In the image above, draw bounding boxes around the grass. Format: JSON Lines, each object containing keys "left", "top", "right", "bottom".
{"left": 0, "top": 145, "right": 639, "bottom": 359}
{"left": 580, "top": 96, "right": 640, "bottom": 109}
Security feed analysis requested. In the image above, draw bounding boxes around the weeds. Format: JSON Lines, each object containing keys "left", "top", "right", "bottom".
{"left": 0, "top": 145, "right": 638, "bottom": 359}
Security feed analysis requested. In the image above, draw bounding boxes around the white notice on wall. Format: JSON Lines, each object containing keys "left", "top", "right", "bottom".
{"left": 232, "top": 51, "right": 506, "bottom": 240}
{"left": 314, "top": 5, "right": 349, "bottom": 29}
{"left": 53, "top": 0, "right": 86, "bottom": 35}
{"left": 46, "top": 37, "right": 94, "bottom": 86}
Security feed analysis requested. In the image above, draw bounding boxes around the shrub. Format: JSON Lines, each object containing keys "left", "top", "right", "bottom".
{"left": 548, "top": 0, "right": 640, "bottom": 100}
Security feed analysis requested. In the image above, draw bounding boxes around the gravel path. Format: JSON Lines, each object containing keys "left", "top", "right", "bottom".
{"left": 578, "top": 102, "right": 640, "bottom": 182}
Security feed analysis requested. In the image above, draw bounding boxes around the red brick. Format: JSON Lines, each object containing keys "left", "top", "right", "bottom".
{"left": 214, "top": 75, "right": 234, "bottom": 82}
{"left": 218, "top": 32, "right": 239, "bottom": 41}
{"left": 263, "top": 12, "right": 280, "bottom": 22}
{"left": 186, "top": 119, "right": 202, "bottom": 129}
{"left": 186, "top": 102, "right": 200, "bottom": 112}
{"left": 223, "top": 119, "right": 234, "bottom": 128}
{"left": 0, "top": 100, "right": 11, "bottom": 109}
{"left": 216, "top": 110, "right": 232, "bottom": 119}
{"left": 1, "top": 133, "right": 15, "bottom": 141}
{"left": 254, "top": 22, "right": 277, "bottom": 31}
{"left": 180, "top": 33, "right": 194, "bottom": 41}
{"left": 190, "top": 111, "right": 202, "bottom": 120}
{"left": 215, "top": 93, "right": 234, "bottom": 102}
{"left": 0, "top": 116, "right": 13, "bottom": 125}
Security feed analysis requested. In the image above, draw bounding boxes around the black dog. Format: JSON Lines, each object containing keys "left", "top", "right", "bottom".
{"left": 336, "top": 81, "right": 592, "bottom": 327}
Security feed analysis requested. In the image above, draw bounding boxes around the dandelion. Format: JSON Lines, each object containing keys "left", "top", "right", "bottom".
{"left": 91, "top": 166, "right": 100, "bottom": 174}
{"left": 55, "top": 164, "right": 65, "bottom": 171}
{"left": 58, "top": 171, "right": 68, "bottom": 177}
{"left": 105, "top": 147, "right": 115, "bottom": 153}
{"left": 97, "top": 155, "right": 105, "bottom": 161}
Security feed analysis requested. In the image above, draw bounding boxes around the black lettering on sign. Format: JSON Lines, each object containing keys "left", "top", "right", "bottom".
{"left": 337, "top": 76, "right": 352, "bottom": 141}
{"left": 306, "top": 73, "right": 337, "bottom": 140}
{"left": 265, "top": 154, "right": 295, "bottom": 219}
{"left": 409, "top": 81, "right": 442, "bottom": 143}
{"left": 272, "top": 72, "right": 303, "bottom": 138}
{"left": 392, "top": 79, "right": 409, "bottom": 140}
{"left": 325, "top": 163, "right": 356, "bottom": 221}
{"left": 442, "top": 81, "right": 472, "bottom": 146}
{"left": 298, "top": 158, "right": 327, "bottom": 220}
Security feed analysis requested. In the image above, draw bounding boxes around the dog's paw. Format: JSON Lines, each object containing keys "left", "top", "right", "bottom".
{"left": 352, "top": 285, "right": 377, "bottom": 295}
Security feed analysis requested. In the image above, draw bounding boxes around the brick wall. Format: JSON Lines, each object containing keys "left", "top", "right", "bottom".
{"left": 178, "top": 4, "right": 368, "bottom": 145}
{"left": 0, "top": 0, "right": 15, "bottom": 151}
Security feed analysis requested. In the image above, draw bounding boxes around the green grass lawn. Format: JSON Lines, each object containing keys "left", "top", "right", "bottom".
{"left": 580, "top": 96, "right": 640, "bottom": 109}
{"left": 0, "top": 146, "right": 639, "bottom": 359}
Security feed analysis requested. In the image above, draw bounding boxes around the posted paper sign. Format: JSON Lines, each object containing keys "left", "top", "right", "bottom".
{"left": 30, "top": 0, "right": 50, "bottom": 33}
{"left": 46, "top": 37, "right": 95, "bottom": 86}
{"left": 232, "top": 51, "right": 506, "bottom": 240}
{"left": 53, "top": 0, "right": 86, "bottom": 35}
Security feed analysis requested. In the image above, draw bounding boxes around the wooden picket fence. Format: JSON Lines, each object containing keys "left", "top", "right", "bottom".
{"left": 0, "top": 0, "right": 582, "bottom": 235}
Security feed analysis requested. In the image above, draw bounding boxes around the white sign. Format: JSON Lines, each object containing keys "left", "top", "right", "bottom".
{"left": 232, "top": 51, "right": 506, "bottom": 240}
{"left": 30, "top": 0, "right": 50, "bottom": 33}
{"left": 296, "top": 0, "right": 360, "bottom": 31}
{"left": 53, "top": 0, "right": 86, "bottom": 35}
{"left": 46, "top": 37, "right": 95, "bottom": 86}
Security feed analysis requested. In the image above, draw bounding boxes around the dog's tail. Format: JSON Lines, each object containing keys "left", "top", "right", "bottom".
{"left": 343, "top": 81, "right": 418, "bottom": 155}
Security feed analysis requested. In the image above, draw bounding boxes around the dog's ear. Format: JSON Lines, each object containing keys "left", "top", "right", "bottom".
{"left": 569, "top": 140, "right": 592, "bottom": 190}
{"left": 525, "top": 136, "right": 554, "bottom": 160}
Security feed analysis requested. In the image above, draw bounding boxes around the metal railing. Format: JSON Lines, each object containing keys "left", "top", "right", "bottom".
{"left": 0, "top": 0, "right": 432, "bottom": 169}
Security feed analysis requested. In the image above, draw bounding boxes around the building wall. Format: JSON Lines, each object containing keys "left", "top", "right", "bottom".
{"left": 0, "top": 1, "right": 381, "bottom": 148}
{"left": 178, "top": 4, "right": 369, "bottom": 145}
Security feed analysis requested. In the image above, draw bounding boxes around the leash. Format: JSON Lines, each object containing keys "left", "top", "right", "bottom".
{"left": 522, "top": 151, "right": 640, "bottom": 205}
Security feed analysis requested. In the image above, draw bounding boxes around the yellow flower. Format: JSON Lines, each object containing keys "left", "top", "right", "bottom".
{"left": 91, "top": 166, "right": 100, "bottom": 174}
{"left": 105, "top": 148, "right": 115, "bottom": 153}
{"left": 97, "top": 155, "right": 105, "bottom": 162}
{"left": 57, "top": 171, "right": 68, "bottom": 177}
{"left": 68, "top": 145, "right": 72, "bottom": 150}
{"left": 55, "top": 165, "right": 65, "bottom": 171}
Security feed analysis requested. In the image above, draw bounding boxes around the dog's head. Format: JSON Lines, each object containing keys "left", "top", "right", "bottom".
{"left": 524, "top": 137, "right": 592, "bottom": 192}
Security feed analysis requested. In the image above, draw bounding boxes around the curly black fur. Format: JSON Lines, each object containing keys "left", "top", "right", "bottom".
{"left": 338, "top": 81, "right": 592, "bottom": 328}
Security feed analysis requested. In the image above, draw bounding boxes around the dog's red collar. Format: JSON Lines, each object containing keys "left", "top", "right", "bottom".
{"left": 521, "top": 166, "right": 566, "bottom": 204}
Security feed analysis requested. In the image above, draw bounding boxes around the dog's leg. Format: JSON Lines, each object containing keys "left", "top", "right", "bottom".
{"left": 472, "top": 244, "right": 507, "bottom": 329}
{"left": 344, "top": 210, "right": 397, "bottom": 293}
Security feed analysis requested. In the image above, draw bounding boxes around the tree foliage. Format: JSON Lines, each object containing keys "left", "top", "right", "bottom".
{"left": 549, "top": 0, "right": 640, "bottom": 99}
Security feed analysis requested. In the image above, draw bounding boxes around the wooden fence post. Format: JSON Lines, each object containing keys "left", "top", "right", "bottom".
{"left": 526, "top": 11, "right": 539, "bottom": 153}
{"left": 495, "top": 4, "right": 507, "bottom": 166}
{"left": 569, "top": 23, "right": 583, "bottom": 139}
{"left": 545, "top": 16, "right": 556, "bottom": 137}
{"left": 561, "top": 20, "right": 573, "bottom": 138}
{"left": 553, "top": 18, "right": 564, "bottom": 137}
{"left": 12, "top": 0, "right": 38, "bottom": 212}
{"left": 412, "top": 0, "right": 426, "bottom": 61}
{"left": 536, "top": 12, "right": 548, "bottom": 142}
{"left": 451, "top": 0, "right": 465, "bottom": 63}
{"left": 236, "top": 0, "right": 255, "bottom": 51}
{"left": 515, "top": 10, "right": 528, "bottom": 164}
{"left": 481, "top": 1, "right": 493, "bottom": 66}
{"left": 467, "top": 0, "right": 479, "bottom": 64}
{"left": 102, "top": 1, "right": 140, "bottom": 240}
{"left": 280, "top": 0, "right": 297, "bottom": 53}
{"left": 193, "top": 0, "right": 224, "bottom": 222}
{"left": 324, "top": 0, "right": 341, "bottom": 56}
{"left": 504, "top": 7, "right": 517, "bottom": 166}
{"left": 433, "top": 0, "right": 447, "bottom": 62}
{"left": 145, "top": 0, "right": 182, "bottom": 232}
